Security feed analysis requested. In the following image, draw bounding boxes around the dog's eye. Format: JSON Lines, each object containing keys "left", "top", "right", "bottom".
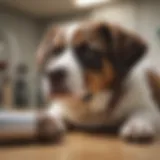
{"left": 74, "top": 43, "right": 88, "bottom": 54}
{"left": 52, "top": 46, "right": 64, "bottom": 56}
{"left": 44, "top": 46, "right": 64, "bottom": 66}
{"left": 47, "top": 46, "right": 64, "bottom": 58}
{"left": 74, "top": 44, "right": 103, "bottom": 70}
{"left": 85, "top": 50, "right": 94, "bottom": 59}
{"left": 74, "top": 43, "right": 94, "bottom": 59}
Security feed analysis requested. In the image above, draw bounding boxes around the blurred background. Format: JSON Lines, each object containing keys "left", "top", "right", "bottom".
{"left": 0, "top": 0, "right": 159, "bottom": 110}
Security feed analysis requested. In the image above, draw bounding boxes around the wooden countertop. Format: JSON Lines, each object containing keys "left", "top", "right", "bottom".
{"left": 0, "top": 132, "right": 160, "bottom": 160}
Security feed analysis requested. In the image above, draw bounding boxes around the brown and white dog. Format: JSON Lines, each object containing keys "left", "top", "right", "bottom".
{"left": 37, "top": 22, "right": 160, "bottom": 142}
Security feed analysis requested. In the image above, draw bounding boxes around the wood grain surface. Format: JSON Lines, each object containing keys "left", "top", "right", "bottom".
{"left": 0, "top": 132, "right": 160, "bottom": 160}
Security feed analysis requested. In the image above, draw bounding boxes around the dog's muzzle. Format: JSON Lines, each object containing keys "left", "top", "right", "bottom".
{"left": 47, "top": 68, "right": 69, "bottom": 95}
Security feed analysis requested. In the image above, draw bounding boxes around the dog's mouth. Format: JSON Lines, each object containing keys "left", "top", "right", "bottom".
{"left": 49, "top": 82, "right": 93, "bottom": 101}
{"left": 48, "top": 74, "right": 93, "bottom": 101}
{"left": 51, "top": 87, "right": 93, "bottom": 103}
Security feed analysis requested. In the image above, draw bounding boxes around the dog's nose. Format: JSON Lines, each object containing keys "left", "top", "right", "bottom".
{"left": 47, "top": 68, "right": 66, "bottom": 83}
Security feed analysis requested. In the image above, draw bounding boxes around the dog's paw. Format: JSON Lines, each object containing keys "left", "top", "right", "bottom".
{"left": 37, "top": 113, "right": 65, "bottom": 143}
{"left": 119, "top": 119, "right": 155, "bottom": 142}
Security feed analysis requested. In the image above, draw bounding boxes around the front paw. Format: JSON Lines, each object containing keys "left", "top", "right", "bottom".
{"left": 37, "top": 113, "right": 65, "bottom": 143}
{"left": 119, "top": 119, "right": 155, "bottom": 142}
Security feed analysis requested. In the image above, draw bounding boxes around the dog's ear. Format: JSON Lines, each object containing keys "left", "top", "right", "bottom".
{"left": 97, "top": 23, "right": 148, "bottom": 76}
{"left": 36, "top": 26, "right": 58, "bottom": 66}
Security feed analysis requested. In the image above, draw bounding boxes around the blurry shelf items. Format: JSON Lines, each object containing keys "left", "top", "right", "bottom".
{"left": 0, "top": 61, "right": 13, "bottom": 109}
{"left": 13, "top": 64, "right": 29, "bottom": 108}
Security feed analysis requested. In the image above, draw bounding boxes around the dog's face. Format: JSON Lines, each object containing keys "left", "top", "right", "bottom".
{"left": 37, "top": 22, "right": 147, "bottom": 102}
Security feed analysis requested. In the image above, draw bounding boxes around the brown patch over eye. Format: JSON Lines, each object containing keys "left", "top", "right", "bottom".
{"left": 37, "top": 26, "right": 65, "bottom": 68}
{"left": 50, "top": 31, "right": 65, "bottom": 56}
{"left": 42, "top": 44, "right": 64, "bottom": 68}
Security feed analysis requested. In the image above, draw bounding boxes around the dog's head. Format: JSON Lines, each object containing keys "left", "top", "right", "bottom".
{"left": 37, "top": 22, "right": 147, "bottom": 101}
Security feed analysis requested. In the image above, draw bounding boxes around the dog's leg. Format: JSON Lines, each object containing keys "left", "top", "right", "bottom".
{"left": 119, "top": 108, "right": 160, "bottom": 142}
{"left": 47, "top": 101, "right": 66, "bottom": 131}
{"left": 38, "top": 101, "right": 66, "bottom": 141}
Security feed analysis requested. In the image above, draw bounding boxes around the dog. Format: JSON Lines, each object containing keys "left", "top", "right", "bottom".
{"left": 36, "top": 21, "right": 160, "bottom": 142}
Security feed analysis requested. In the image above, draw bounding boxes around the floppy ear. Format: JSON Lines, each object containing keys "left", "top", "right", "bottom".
{"left": 97, "top": 23, "right": 148, "bottom": 77}
{"left": 36, "top": 26, "right": 58, "bottom": 66}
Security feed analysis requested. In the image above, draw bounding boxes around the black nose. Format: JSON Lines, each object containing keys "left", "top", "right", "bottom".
{"left": 47, "top": 69, "right": 66, "bottom": 83}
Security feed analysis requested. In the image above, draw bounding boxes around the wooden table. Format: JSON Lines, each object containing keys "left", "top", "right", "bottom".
{"left": 0, "top": 132, "right": 160, "bottom": 160}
